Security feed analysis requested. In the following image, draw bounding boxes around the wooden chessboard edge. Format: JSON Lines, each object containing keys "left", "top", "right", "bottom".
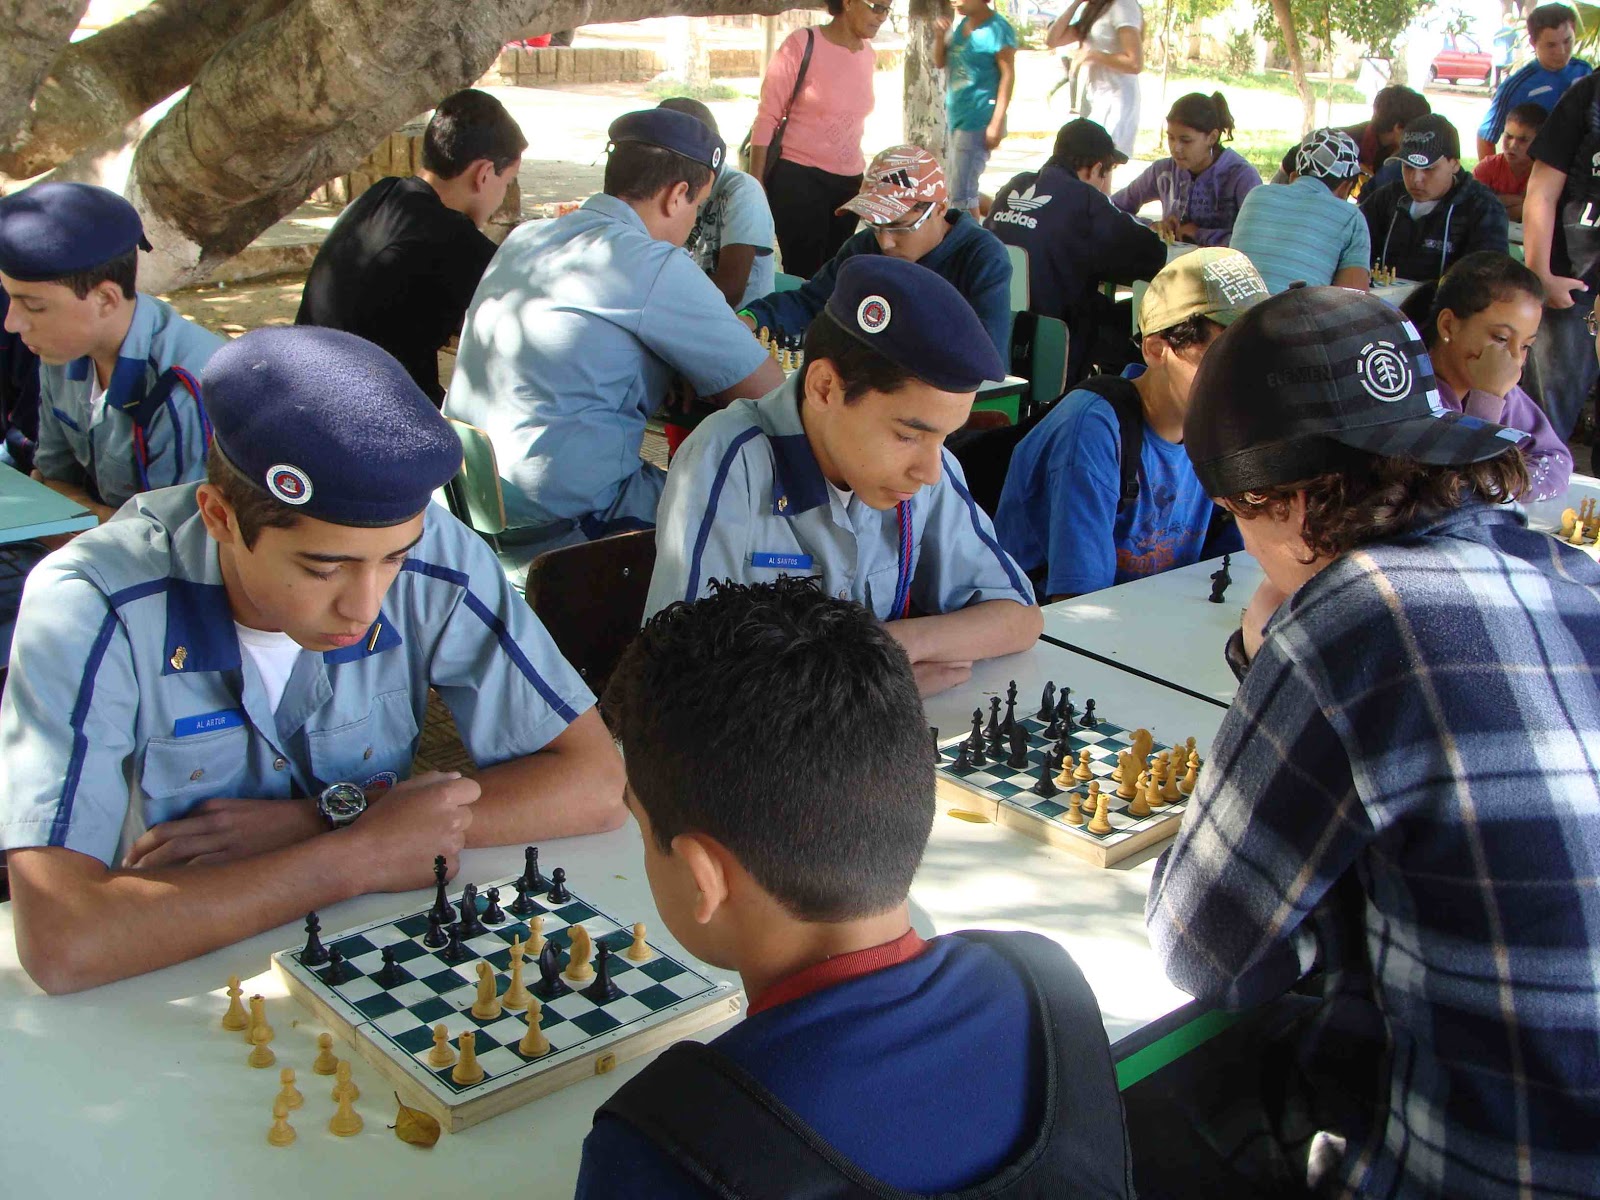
{"left": 934, "top": 774, "right": 1004, "bottom": 820}
{"left": 991, "top": 800, "right": 1181, "bottom": 868}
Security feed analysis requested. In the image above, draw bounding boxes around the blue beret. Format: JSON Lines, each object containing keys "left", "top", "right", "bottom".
{"left": 608, "top": 108, "right": 725, "bottom": 173}
{"left": 0, "top": 183, "right": 152, "bottom": 283}
{"left": 822, "top": 257, "right": 1006, "bottom": 393}
{"left": 205, "top": 327, "right": 462, "bottom": 527}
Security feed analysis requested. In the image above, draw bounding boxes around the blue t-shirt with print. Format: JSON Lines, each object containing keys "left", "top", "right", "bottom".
{"left": 994, "top": 368, "right": 1238, "bottom": 596}
{"left": 947, "top": 13, "right": 1016, "bottom": 132}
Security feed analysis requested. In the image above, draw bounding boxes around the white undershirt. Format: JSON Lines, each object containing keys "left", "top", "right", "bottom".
{"left": 234, "top": 623, "right": 303, "bottom": 713}
{"left": 826, "top": 479, "right": 854, "bottom": 510}
{"left": 1409, "top": 198, "right": 1440, "bottom": 220}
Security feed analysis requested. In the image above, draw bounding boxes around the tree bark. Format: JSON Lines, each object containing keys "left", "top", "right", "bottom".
{"left": 0, "top": 0, "right": 90, "bottom": 151}
{"left": 126, "top": 0, "right": 805, "bottom": 292}
{"left": 904, "top": 0, "right": 947, "bottom": 161}
{"left": 1267, "top": 0, "right": 1316, "bottom": 136}
{"left": 2, "top": 0, "right": 294, "bottom": 181}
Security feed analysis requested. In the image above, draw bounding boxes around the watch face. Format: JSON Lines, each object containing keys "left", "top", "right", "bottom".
{"left": 320, "top": 782, "right": 367, "bottom": 824}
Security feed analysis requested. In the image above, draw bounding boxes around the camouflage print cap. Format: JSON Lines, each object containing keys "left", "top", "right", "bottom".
{"left": 836, "top": 145, "right": 948, "bottom": 226}
{"left": 1137, "top": 247, "right": 1268, "bottom": 336}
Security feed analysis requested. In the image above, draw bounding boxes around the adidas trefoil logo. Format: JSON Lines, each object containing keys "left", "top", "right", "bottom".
{"left": 1006, "top": 183, "right": 1053, "bottom": 212}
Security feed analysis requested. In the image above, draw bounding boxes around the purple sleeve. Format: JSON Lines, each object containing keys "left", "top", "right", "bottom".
{"left": 1190, "top": 159, "right": 1262, "bottom": 247}
{"left": 1494, "top": 385, "right": 1575, "bottom": 501}
{"left": 1111, "top": 163, "right": 1160, "bottom": 215}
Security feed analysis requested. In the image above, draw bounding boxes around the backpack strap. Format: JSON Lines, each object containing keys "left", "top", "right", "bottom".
{"left": 1071, "top": 374, "right": 1144, "bottom": 515}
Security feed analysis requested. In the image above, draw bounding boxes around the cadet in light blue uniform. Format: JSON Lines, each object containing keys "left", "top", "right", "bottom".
{"left": 648, "top": 257, "right": 1041, "bottom": 696}
{"left": 445, "top": 108, "right": 781, "bottom": 560}
{"left": 0, "top": 327, "right": 624, "bottom": 994}
{"left": 0, "top": 183, "right": 222, "bottom": 518}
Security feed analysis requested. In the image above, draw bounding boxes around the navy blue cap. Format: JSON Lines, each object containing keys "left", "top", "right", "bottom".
{"left": 0, "top": 182, "right": 152, "bottom": 282}
{"left": 205, "top": 327, "right": 462, "bottom": 527}
{"left": 608, "top": 108, "right": 725, "bottom": 173}
{"left": 821, "top": 257, "right": 1006, "bottom": 393}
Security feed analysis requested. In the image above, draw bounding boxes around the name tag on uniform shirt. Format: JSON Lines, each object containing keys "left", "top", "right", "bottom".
{"left": 172, "top": 708, "right": 245, "bottom": 738}
{"left": 750, "top": 551, "right": 814, "bottom": 570}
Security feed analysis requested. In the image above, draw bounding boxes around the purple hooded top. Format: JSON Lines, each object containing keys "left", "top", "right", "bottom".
{"left": 1111, "top": 147, "right": 1262, "bottom": 247}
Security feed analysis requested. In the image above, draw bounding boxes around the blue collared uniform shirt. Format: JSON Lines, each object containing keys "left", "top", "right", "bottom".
{"left": 645, "top": 376, "right": 1035, "bottom": 619}
{"left": 0, "top": 486, "right": 593, "bottom": 865}
{"left": 445, "top": 194, "right": 771, "bottom": 531}
{"left": 34, "top": 293, "right": 223, "bottom": 509}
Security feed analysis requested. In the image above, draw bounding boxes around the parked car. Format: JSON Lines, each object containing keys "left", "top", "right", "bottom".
{"left": 1429, "top": 34, "right": 1492, "bottom": 85}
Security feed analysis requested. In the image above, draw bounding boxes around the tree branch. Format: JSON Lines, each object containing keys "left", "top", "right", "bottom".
{"left": 0, "top": 0, "right": 91, "bottom": 152}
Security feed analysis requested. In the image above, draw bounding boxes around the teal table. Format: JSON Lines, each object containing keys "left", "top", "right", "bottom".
{"left": 0, "top": 465, "right": 95, "bottom": 544}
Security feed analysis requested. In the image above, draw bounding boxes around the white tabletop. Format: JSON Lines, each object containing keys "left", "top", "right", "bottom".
{"left": 1, "top": 643, "right": 1220, "bottom": 1196}
{"left": 1372, "top": 278, "right": 1422, "bottom": 307}
{"left": 1038, "top": 553, "right": 1264, "bottom": 707}
{"left": 1524, "top": 472, "right": 1600, "bottom": 536}
{"left": 0, "top": 463, "right": 95, "bottom": 545}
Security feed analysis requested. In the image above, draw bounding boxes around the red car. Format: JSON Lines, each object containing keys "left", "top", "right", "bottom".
{"left": 1429, "top": 35, "right": 1493, "bottom": 86}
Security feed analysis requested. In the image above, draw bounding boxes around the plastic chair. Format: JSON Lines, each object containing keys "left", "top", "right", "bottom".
{"left": 1004, "top": 244, "right": 1031, "bottom": 312}
{"left": 773, "top": 272, "right": 805, "bottom": 292}
{"left": 446, "top": 418, "right": 508, "bottom": 548}
{"left": 523, "top": 530, "right": 657, "bottom": 693}
{"left": 1009, "top": 311, "right": 1070, "bottom": 417}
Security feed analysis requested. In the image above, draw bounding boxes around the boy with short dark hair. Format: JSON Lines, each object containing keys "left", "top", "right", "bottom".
{"left": 1474, "top": 101, "right": 1547, "bottom": 220}
{"left": 582, "top": 575, "right": 1132, "bottom": 1199}
{"left": 297, "top": 88, "right": 527, "bottom": 405}
{"left": 1476, "top": 2, "right": 1589, "bottom": 161}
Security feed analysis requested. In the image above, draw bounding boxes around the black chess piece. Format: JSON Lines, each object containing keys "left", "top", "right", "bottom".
{"left": 519, "top": 846, "right": 549, "bottom": 894}
{"left": 1001, "top": 692, "right": 1017, "bottom": 736}
{"left": 507, "top": 875, "right": 535, "bottom": 918}
{"left": 423, "top": 910, "right": 448, "bottom": 948}
{"left": 986, "top": 715, "right": 1005, "bottom": 760}
{"left": 374, "top": 945, "right": 404, "bottom": 988}
{"left": 582, "top": 943, "right": 623, "bottom": 1004}
{"left": 1032, "top": 755, "right": 1060, "bottom": 798}
{"left": 1006, "top": 679, "right": 1018, "bottom": 707}
{"left": 1208, "top": 554, "right": 1233, "bottom": 604}
{"left": 535, "top": 940, "right": 570, "bottom": 999}
{"left": 1037, "top": 681, "right": 1056, "bottom": 721}
{"left": 547, "top": 867, "right": 571, "bottom": 904}
{"left": 1050, "top": 734, "right": 1070, "bottom": 772}
{"left": 440, "top": 922, "right": 468, "bottom": 965}
{"left": 953, "top": 739, "right": 972, "bottom": 770}
{"left": 1043, "top": 704, "right": 1062, "bottom": 740}
{"left": 1080, "top": 699, "right": 1098, "bottom": 728}
{"left": 481, "top": 886, "right": 506, "bottom": 925}
{"left": 1060, "top": 700, "right": 1077, "bottom": 731}
{"left": 984, "top": 696, "right": 1002, "bottom": 740}
{"left": 429, "top": 855, "right": 454, "bottom": 924}
{"left": 301, "top": 911, "right": 329, "bottom": 966}
{"left": 1006, "top": 723, "right": 1029, "bottom": 770}
{"left": 321, "top": 948, "right": 349, "bottom": 985}
{"left": 457, "top": 883, "right": 487, "bottom": 938}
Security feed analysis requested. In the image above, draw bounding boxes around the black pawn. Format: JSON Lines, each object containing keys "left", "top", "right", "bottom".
{"left": 423, "top": 910, "right": 448, "bottom": 948}
{"left": 1043, "top": 705, "right": 1062, "bottom": 740}
{"left": 1081, "top": 699, "right": 1097, "bottom": 728}
{"left": 507, "top": 875, "right": 535, "bottom": 917}
{"left": 953, "top": 739, "right": 972, "bottom": 770}
{"left": 986, "top": 714, "right": 1005, "bottom": 760}
{"left": 456, "top": 883, "right": 487, "bottom": 938}
{"left": 582, "top": 943, "right": 623, "bottom": 1004}
{"left": 547, "top": 867, "right": 572, "bottom": 904}
{"left": 519, "top": 846, "right": 550, "bottom": 894}
{"left": 535, "top": 940, "right": 570, "bottom": 998}
{"left": 374, "top": 946, "right": 404, "bottom": 987}
{"left": 439, "top": 922, "right": 468, "bottom": 965}
{"left": 1037, "top": 681, "right": 1056, "bottom": 721}
{"left": 321, "top": 948, "right": 349, "bottom": 985}
{"left": 1006, "top": 723, "right": 1029, "bottom": 770}
{"left": 429, "top": 855, "right": 453, "bottom": 924}
{"left": 1032, "top": 755, "right": 1060, "bottom": 798}
{"left": 984, "top": 697, "right": 1002, "bottom": 740}
{"left": 481, "top": 886, "right": 506, "bottom": 925}
{"left": 301, "top": 912, "right": 329, "bottom": 966}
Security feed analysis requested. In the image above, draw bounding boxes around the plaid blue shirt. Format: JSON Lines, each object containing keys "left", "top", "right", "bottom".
{"left": 1148, "top": 503, "right": 1600, "bottom": 1199}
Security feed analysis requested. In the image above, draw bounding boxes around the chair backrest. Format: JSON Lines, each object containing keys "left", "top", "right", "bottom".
{"left": 773, "top": 272, "right": 805, "bottom": 293}
{"left": 1008, "top": 311, "right": 1070, "bottom": 418}
{"left": 524, "top": 529, "right": 657, "bottom": 693}
{"left": 447, "top": 418, "right": 507, "bottom": 537}
{"left": 1005, "top": 244, "right": 1031, "bottom": 312}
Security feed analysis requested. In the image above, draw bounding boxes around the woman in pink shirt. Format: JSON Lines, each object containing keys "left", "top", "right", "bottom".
{"left": 750, "top": 0, "right": 886, "bottom": 279}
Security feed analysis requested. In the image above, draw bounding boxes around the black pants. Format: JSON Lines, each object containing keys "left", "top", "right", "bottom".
{"left": 766, "top": 158, "right": 862, "bottom": 280}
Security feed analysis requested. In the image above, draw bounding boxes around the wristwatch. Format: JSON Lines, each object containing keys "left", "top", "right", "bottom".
{"left": 316, "top": 782, "right": 368, "bottom": 829}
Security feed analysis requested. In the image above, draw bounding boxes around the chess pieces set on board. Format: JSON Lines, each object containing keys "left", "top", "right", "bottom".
{"left": 1560, "top": 500, "right": 1600, "bottom": 551}
{"left": 1371, "top": 263, "right": 1401, "bottom": 286}
{"left": 268, "top": 848, "right": 741, "bottom": 1134}
{"left": 756, "top": 327, "right": 802, "bottom": 373}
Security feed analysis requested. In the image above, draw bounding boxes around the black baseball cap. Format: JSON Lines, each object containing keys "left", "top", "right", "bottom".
{"left": 1185, "top": 287, "right": 1528, "bottom": 497}
{"left": 1052, "top": 118, "right": 1127, "bottom": 166}
{"left": 1390, "top": 113, "right": 1460, "bottom": 168}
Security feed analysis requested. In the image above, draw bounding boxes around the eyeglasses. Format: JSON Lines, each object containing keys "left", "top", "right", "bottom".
{"left": 871, "top": 202, "right": 935, "bottom": 235}
{"left": 856, "top": 0, "right": 892, "bottom": 14}
{"left": 1587, "top": 309, "right": 1599, "bottom": 337}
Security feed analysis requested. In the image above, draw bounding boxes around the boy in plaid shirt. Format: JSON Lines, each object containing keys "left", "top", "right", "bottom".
{"left": 1147, "top": 287, "right": 1600, "bottom": 1198}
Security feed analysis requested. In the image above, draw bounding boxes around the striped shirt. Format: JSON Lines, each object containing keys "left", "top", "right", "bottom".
{"left": 1230, "top": 176, "right": 1371, "bottom": 294}
{"left": 1148, "top": 502, "right": 1600, "bottom": 1198}
{"left": 1478, "top": 58, "right": 1591, "bottom": 145}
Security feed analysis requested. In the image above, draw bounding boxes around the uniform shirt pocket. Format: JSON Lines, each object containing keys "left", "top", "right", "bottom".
{"left": 139, "top": 725, "right": 251, "bottom": 822}
{"left": 306, "top": 689, "right": 420, "bottom": 791}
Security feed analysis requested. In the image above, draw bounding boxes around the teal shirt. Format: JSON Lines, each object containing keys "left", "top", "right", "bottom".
{"left": 946, "top": 14, "right": 1016, "bottom": 133}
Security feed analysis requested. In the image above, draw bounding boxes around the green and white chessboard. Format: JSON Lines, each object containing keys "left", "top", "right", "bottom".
{"left": 272, "top": 871, "right": 742, "bottom": 1133}
{"left": 935, "top": 704, "right": 1201, "bottom": 867}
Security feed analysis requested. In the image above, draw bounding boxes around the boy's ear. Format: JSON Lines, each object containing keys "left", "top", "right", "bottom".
{"left": 195, "top": 482, "right": 240, "bottom": 547}
{"left": 671, "top": 831, "right": 732, "bottom": 925}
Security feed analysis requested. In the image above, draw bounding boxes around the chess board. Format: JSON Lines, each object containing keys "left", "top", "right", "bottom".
{"left": 271, "top": 873, "right": 742, "bottom": 1133}
{"left": 935, "top": 705, "right": 1200, "bottom": 868}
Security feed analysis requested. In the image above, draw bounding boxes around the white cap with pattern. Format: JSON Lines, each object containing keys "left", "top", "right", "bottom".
{"left": 1295, "top": 128, "right": 1361, "bottom": 180}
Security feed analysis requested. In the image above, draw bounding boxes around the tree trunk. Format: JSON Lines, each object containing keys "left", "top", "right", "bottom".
{"left": 664, "top": 14, "right": 712, "bottom": 90}
{"left": 1267, "top": 0, "right": 1316, "bottom": 136}
{"left": 0, "top": 0, "right": 91, "bottom": 150}
{"left": 904, "top": 0, "right": 947, "bottom": 161}
{"left": 2, "top": 0, "right": 293, "bottom": 181}
{"left": 126, "top": 0, "right": 804, "bottom": 293}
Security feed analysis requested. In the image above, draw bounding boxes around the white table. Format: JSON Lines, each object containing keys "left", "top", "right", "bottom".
{"left": 0, "top": 463, "right": 95, "bottom": 544}
{"left": 1524, "top": 471, "right": 1600, "bottom": 536}
{"left": 1372, "top": 278, "right": 1422, "bottom": 307}
{"left": 1, "top": 643, "right": 1224, "bottom": 1196}
{"left": 1037, "top": 553, "right": 1264, "bottom": 708}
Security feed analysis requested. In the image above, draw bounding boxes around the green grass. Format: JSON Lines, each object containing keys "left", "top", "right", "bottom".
{"left": 643, "top": 79, "right": 742, "bottom": 101}
{"left": 1161, "top": 61, "right": 1366, "bottom": 106}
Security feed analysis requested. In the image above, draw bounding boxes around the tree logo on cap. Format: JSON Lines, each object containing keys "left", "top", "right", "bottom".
{"left": 266, "top": 463, "right": 314, "bottom": 505}
{"left": 1356, "top": 340, "right": 1412, "bottom": 403}
{"left": 856, "top": 295, "right": 891, "bottom": 334}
